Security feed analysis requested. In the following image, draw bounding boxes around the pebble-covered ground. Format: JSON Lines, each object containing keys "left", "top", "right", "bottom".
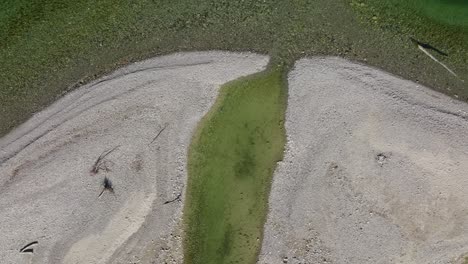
{"left": 0, "top": 52, "right": 268, "bottom": 264}
{"left": 259, "top": 57, "right": 468, "bottom": 264}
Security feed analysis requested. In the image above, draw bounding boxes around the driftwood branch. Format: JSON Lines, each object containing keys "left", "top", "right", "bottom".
{"left": 410, "top": 37, "right": 463, "bottom": 82}
{"left": 20, "top": 241, "right": 38, "bottom": 253}
{"left": 150, "top": 124, "right": 168, "bottom": 144}
{"left": 91, "top": 146, "right": 120, "bottom": 174}
{"left": 164, "top": 193, "right": 182, "bottom": 205}
{"left": 410, "top": 37, "right": 448, "bottom": 56}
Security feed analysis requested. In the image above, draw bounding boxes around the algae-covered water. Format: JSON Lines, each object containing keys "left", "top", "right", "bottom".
{"left": 411, "top": 0, "right": 468, "bottom": 27}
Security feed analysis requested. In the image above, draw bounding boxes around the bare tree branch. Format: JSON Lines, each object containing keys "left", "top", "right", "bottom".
{"left": 164, "top": 193, "right": 182, "bottom": 205}
{"left": 150, "top": 124, "right": 168, "bottom": 144}
{"left": 20, "top": 241, "right": 38, "bottom": 253}
{"left": 91, "top": 146, "right": 120, "bottom": 174}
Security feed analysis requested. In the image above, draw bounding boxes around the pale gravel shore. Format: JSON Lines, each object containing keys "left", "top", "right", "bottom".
{"left": 0, "top": 52, "right": 268, "bottom": 264}
{"left": 259, "top": 57, "right": 468, "bottom": 264}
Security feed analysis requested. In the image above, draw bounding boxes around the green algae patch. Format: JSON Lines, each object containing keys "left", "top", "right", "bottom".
{"left": 183, "top": 67, "right": 286, "bottom": 264}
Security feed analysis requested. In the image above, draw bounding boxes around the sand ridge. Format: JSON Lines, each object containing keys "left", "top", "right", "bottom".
{"left": 0, "top": 52, "right": 269, "bottom": 264}
{"left": 259, "top": 57, "right": 468, "bottom": 264}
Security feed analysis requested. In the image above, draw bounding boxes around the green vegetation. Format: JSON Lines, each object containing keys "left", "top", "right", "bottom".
{"left": 351, "top": 2, "right": 468, "bottom": 70}
{"left": 184, "top": 68, "right": 286, "bottom": 264}
{"left": 348, "top": 0, "right": 468, "bottom": 98}
{"left": 2, "top": 0, "right": 468, "bottom": 137}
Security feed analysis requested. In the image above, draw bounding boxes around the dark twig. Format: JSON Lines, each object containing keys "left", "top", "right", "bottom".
{"left": 150, "top": 124, "right": 168, "bottom": 144}
{"left": 164, "top": 193, "right": 182, "bottom": 205}
{"left": 20, "top": 241, "right": 38, "bottom": 253}
{"left": 98, "top": 177, "right": 114, "bottom": 198}
{"left": 91, "top": 146, "right": 120, "bottom": 174}
{"left": 410, "top": 37, "right": 448, "bottom": 56}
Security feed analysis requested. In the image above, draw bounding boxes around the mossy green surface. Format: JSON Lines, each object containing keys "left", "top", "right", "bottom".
{"left": 1, "top": 0, "right": 468, "bottom": 137}
{"left": 349, "top": 0, "right": 468, "bottom": 87}
{"left": 369, "top": 0, "right": 468, "bottom": 28}
{"left": 184, "top": 68, "right": 286, "bottom": 264}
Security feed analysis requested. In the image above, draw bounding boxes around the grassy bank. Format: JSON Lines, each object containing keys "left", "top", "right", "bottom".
{"left": 349, "top": 0, "right": 468, "bottom": 97}
{"left": 184, "top": 68, "right": 286, "bottom": 264}
{"left": 2, "top": 0, "right": 468, "bottom": 137}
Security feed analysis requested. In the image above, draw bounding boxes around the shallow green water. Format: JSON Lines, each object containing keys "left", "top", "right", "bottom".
{"left": 361, "top": 0, "right": 468, "bottom": 28}
{"left": 401, "top": 0, "right": 468, "bottom": 27}
{"left": 184, "top": 69, "right": 286, "bottom": 264}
